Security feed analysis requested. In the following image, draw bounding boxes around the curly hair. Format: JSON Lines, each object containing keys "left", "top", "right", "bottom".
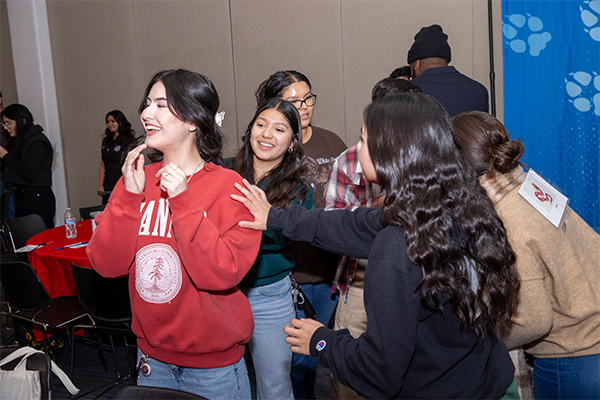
{"left": 139, "top": 69, "right": 223, "bottom": 163}
{"left": 231, "top": 98, "right": 309, "bottom": 209}
{"left": 255, "top": 70, "right": 311, "bottom": 106}
{"left": 451, "top": 111, "right": 526, "bottom": 178}
{"left": 102, "top": 110, "right": 136, "bottom": 150}
{"left": 365, "top": 94, "right": 519, "bottom": 338}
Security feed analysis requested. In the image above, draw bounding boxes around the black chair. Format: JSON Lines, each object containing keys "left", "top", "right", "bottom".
{"left": 4, "top": 214, "right": 49, "bottom": 262}
{"left": 0, "top": 346, "right": 52, "bottom": 400}
{"left": 0, "top": 261, "right": 91, "bottom": 353}
{"left": 114, "top": 386, "right": 209, "bottom": 399}
{"left": 70, "top": 263, "right": 135, "bottom": 397}
{"left": 79, "top": 204, "right": 106, "bottom": 221}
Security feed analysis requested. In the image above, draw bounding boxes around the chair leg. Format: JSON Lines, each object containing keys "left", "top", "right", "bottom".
{"left": 70, "top": 327, "right": 77, "bottom": 380}
{"left": 108, "top": 334, "right": 121, "bottom": 379}
{"left": 123, "top": 335, "right": 133, "bottom": 377}
{"left": 42, "top": 327, "right": 48, "bottom": 353}
{"left": 96, "top": 334, "right": 108, "bottom": 371}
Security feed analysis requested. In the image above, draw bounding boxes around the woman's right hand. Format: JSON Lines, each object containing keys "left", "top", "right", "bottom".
{"left": 231, "top": 179, "right": 271, "bottom": 231}
{"left": 122, "top": 144, "right": 147, "bottom": 194}
{"left": 97, "top": 186, "right": 106, "bottom": 196}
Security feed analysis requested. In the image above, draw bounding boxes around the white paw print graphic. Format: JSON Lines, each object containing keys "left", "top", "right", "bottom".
{"left": 581, "top": 0, "right": 600, "bottom": 41}
{"left": 565, "top": 71, "right": 600, "bottom": 116}
{"left": 503, "top": 13, "right": 552, "bottom": 56}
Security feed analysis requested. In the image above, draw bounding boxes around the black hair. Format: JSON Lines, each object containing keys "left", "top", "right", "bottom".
{"left": 1, "top": 103, "right": 34, "bottom": 134}
{"left": 102, "top": 110, "right": 136, "bottom": 149}
{"left": 231, "top": 98, "right": 309, "bottom": 208}
{"left": 365, "top": 93, "right": 519, "bottom": 338}
{"left": 389, "top": 66, "right": 412, "bottom": 79}
{"left": 139, "top": 69, "right": 223, "bottom": 163}
{"left": 371, "top": 77, "right": 422, "bottom": 101}
{"left": 255, "top": 70, "right": 312, "bottom": 106}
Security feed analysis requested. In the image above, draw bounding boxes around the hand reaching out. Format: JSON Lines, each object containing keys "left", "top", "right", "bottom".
{"left": 231, "top": 179, "right": 272, "bottom": 231}
{"left": 283, "top": 318, "right": 324, "bottom": 355}
{"left": 122, "top": 144, "right": 147, "bottom": 194}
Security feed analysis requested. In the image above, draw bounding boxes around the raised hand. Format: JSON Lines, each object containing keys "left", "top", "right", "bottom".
{"left": 122, "top": 144, "right": 147, "bottom": 194}
{"left": 155, "top": 161, "right": 188, "bottom": 198}
{"left": 231, "top": 179, "right": 271, "bottom": 231}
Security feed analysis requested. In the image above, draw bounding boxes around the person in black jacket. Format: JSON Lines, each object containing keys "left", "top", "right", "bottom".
{"left": 233, "top": 93, "right": 520, "bottom": 399}
{"left": 0, "top": 104, "right": 55, "bottom": 227}
{"left": 408, "top": 24, "right": 489, "bottom": 117}
{"left": 98, "top": 110, "right": 136, "bottom": 204}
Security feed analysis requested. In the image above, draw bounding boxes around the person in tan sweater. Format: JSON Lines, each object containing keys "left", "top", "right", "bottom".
{"left": 452, "top": 111, "right": 600, "bottom": 400}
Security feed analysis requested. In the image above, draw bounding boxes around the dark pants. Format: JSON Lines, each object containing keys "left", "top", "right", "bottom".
{"left": 13, "top": 185, "right": 56, "bottom": 228}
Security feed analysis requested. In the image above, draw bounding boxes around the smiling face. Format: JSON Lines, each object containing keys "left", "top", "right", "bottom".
{"left": 106, "top": 115, "right": 119, "bottom": 134}
{"left": 250, "top": 108, "right": 295, "bottom": 175}
{"left": 282, "top": 81, "right": 314, "bottom": 130}
{"left": 357, "top": 124, "right": 379, "bottom": 184}
{"left": 1, "top": 117, "right": 17, "bottom": 137}
{"left": 140, "top": 81, "right": 196, "bottom": 155}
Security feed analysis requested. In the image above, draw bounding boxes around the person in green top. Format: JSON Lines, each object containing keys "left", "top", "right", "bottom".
{"left": 225, "top": 97, "right": 313, "bottom": 399}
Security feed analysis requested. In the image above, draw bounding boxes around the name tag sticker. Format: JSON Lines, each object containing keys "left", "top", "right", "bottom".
{"left": 518, "top": 170, "right": 569, "bottom": 228}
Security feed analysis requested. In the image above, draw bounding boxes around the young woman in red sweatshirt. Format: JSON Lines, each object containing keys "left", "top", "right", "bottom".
{"left": 87, "top": 69, "right": 261, "bottom": 399}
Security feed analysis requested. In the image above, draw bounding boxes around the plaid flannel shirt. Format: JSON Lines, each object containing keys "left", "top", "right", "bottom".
{"left": 323, "top": 144, "right": 383, "bottom": 300}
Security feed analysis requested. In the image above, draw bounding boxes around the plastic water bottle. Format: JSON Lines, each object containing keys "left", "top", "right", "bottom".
{"left": 64, "top": 208, "right": 77, "bottom": 239}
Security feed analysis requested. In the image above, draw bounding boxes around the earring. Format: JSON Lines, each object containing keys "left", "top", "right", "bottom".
{"left": 288, "top": 147, "right": 293, "bottom": 153}
{"left": 189, "top": 126, "right": 196, "bottom": 132}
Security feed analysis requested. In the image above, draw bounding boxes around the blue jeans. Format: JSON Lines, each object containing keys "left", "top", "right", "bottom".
{"left": 291, "top": 282, "right": 338, "bottom": 399}
{"left": 534, "top": 354, "right": 600, "bottom": 399}
{"left": 0, "top": 181, "right": 15, "bottom": 220}
{"left": 242, "top": 275, "right": 295, "bottom": 400}
{"left": 136, "top": 349, "right": 250, "bottom": 400}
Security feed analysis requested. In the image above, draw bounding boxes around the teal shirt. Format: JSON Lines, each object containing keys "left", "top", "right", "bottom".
{"left": 222, "top": 158, "right": 314, "bottom": 287}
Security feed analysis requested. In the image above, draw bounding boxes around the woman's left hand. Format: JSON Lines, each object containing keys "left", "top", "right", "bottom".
{"left": 0, "top": 146, "right": 8, "bottom": 158}
{"left": 284, "top": 318, "right": 324, "bottom": 355}
{"left": 156, "top": 161, "right": 187, "bottom": 198}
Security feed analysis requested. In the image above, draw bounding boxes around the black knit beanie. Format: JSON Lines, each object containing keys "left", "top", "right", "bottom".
{"left": 407, "top": 24, "right": 452, "bottom": 64}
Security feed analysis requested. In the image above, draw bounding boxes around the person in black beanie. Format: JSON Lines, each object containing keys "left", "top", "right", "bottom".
{"left": 408, "top": 24, "right": 489, "bottom": 117}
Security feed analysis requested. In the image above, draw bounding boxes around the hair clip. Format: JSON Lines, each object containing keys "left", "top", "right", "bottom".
{"left": 216, "top": 111, "right": 225, "bottom": 127}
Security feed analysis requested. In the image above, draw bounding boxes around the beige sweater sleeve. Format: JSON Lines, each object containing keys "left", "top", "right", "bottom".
{"left": 500, "top": 239, "right": 554, "bottom": 350}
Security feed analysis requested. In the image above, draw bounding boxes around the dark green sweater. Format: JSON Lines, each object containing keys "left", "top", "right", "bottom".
{"left": 222, "top": 158, "right": 314, "bottom": 287}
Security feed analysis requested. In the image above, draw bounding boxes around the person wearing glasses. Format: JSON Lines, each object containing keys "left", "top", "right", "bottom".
{"left": 0, "top": 103, "right": 55, "bottom": 228}
{"left": 256, "top": 71, "right": 346, "bottom": 399}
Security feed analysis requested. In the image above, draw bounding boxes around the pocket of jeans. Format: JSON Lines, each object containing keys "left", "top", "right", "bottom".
{"left": 257, "top": 277, "right": 291, "bottom": 297}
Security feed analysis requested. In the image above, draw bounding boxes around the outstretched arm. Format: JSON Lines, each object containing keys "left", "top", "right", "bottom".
{"left": 232, "top": 179, "right": 385, "bottom": 259}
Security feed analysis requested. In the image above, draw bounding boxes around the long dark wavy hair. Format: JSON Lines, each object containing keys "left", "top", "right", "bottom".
{"left": 366, "top": 94, "right": 519, "bottom": 338}
{"left": 139, "top": 69, "right": 223, "bottom": 163}
{"left": 231, "top": 98, "right": 309, "bottom": 209}
{"left": 102, "top": 110, "right": 136, "bottom": 150}
{"left": 451, "top": 111, "right": 526, "bottom": 179}
{"left": 255, "top": 70, "right": 311, "bottom": 106}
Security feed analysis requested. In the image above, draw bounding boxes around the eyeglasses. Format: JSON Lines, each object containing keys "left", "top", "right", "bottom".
{"left": 289, "top": 94, "right": 317, "bottom": 109}
{"left": 1, "top": 120, "right": 13, "bottom": 128}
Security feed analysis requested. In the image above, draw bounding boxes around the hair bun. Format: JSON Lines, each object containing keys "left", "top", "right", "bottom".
{"left": 493, "top": 140, "right": 524, "bottom": 173}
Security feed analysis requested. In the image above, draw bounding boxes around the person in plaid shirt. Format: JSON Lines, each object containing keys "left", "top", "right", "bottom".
{"left": 323, "top": 77, "right": 420, "bottom": 400}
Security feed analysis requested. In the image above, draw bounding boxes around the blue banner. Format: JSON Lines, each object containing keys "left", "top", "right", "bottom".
{"left": 502, "top": 0, "right": 600, "bottom": 228}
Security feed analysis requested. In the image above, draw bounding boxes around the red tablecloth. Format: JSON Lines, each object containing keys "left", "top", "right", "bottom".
{"left": 27, "top": 219, "right": 93, "bottom": 298}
